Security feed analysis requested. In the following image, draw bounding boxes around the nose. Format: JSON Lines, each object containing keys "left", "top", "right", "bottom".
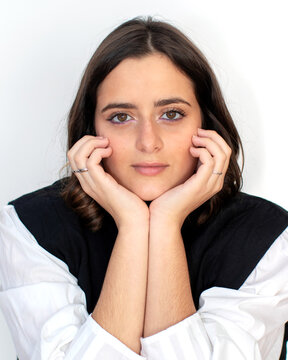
{"left": 135, "top": 119, "right": 163, "bottom": 153}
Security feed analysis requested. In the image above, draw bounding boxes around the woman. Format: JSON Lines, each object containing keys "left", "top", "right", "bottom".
{"left": 0, "top": 17, "right": 287, "bottom": 360}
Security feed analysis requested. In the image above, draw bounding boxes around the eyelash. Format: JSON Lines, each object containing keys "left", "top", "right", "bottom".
{"left": 160, "top": 108, "right": 186, "bottom": 121}
{"left": 107, "top": 108, "right": 186, "bottom": 124}
{"left": 107, "top": 112, "right": 133, "bottom": 124}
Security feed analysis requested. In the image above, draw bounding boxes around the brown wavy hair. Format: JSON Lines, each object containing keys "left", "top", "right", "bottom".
{"left": 62, "top": 16, "right": 243, "bottom": 231}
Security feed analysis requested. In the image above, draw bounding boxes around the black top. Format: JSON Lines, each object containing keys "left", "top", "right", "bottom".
{"left": 9, "top": 179, "right": 288, "bottom": 359}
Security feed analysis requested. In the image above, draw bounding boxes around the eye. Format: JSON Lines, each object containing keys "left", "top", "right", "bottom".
{"left": 160, "top": 109, "right": 185, "bottom": 121}
{"left": 108, "top": 112, "right": 133, "bottom": 124}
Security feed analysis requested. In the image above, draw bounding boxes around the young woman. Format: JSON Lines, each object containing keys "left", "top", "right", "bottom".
{"left": 0, "top": 17, "right": 287, "bottom": 360}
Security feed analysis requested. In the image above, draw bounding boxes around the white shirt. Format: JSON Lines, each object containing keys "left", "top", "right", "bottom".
{"left": 0, "top": 205, "right": 287, "bottom": 359}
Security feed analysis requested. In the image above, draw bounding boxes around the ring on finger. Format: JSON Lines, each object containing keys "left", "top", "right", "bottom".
{"left": 72, "top": 167, "right": 89, "bottom": 173}
{"left": 212, "top": 170, "right": 223, "bottom": 175}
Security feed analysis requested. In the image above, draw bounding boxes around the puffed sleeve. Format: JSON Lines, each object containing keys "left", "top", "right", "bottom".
{"left": 0, "top": 205, "right": 146, "bottom": 360}
{"left": 140, "top": 226, "right": 288, "bottom": 359}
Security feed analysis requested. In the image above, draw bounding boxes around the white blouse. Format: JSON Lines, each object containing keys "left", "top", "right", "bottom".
{"left": 0, "top": 205, "right": 287, "bottom": 359}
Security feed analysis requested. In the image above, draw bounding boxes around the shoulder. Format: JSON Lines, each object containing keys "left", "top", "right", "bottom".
{"left": 9, "top": 178, "right": 68, "bottom": 212}
{"left": 8, "top": 179, "right": 85, "bottom": 264}
{"left": 221, "top": 191, "right": 288, "bottom": 223}
{"left": 214, "top": 193, "right": 288, "bottom": 286}
{"left": 9, "top": 179, "right": 78, "bottom": 232}
{"left": 207, "top": 192, "right": 288, "bottom": 242}
{"left": 186, "top": 192, "right": 288, "bottom": 298}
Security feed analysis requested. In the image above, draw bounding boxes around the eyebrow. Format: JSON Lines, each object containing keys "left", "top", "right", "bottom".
{"left": 100, "top": 97, "right": 191, "bottom": 113}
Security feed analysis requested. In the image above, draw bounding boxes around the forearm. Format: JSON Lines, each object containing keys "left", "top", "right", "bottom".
{"left": 144, "top": 220, "right": 196, "bottom": 337}
{"left": 93, "top": 221, "right": 149, "bottom": 354}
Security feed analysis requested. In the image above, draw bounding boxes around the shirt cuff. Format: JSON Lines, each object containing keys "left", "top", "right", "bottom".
{"left": 140, "top": 313, "right": 211, "bottom": 359}
{"left": 67, "top": 314, "right": 146, "bottom": 360}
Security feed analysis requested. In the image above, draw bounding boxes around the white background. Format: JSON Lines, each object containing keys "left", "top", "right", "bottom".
{"left": 0, "top": 0, "right": 287, "bottom": 358}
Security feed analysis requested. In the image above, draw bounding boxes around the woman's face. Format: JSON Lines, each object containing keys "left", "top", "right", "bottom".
{"left": 94, "top": 53, "right": 202, "bottom": 201}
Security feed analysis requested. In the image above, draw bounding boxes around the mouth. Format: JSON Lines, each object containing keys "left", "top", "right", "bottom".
{"left": 131, "top": 162, "right": 169, "bottom": 176}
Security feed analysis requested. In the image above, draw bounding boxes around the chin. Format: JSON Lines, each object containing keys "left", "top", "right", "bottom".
{"left": 139, "top": 194, "right": 157, "bottom": 201}
{"left": 133, "top": 186, "right": 168, "bottom": 201}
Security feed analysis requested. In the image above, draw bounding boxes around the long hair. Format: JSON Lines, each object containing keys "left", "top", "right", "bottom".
{"left": 62, "top": 17, "right": 243, "bottom": 231}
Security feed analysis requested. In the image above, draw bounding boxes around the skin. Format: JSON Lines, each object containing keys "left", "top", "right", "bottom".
{"left": 68, "top": 53, "right": 231, "bottom": 354}
{"left": 94, "top": 53, "right": 202, "bottom": 201}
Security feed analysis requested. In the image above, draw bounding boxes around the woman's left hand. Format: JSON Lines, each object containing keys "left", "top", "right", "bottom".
{"left": 149, "top": 128, "right": 232, "bottom": 227}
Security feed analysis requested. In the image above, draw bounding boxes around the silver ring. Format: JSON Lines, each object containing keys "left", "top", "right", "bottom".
{"left": 212, "top": 170, "right": 223, "bottom": 175}
{"left": 72, "top": 168, "right": 88, "bottom": 173}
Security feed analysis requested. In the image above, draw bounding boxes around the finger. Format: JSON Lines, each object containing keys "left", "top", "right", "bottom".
{"left": 192, "top": 135, "right": 227, "bottom": 175}
{"left": 189, "top": 146, "right": 215, "bottom": 182}
{"left": 73, "top": 147, "right": 113, "bottom": 201}
{"left": 197, "top": 128, "right": 231, "bottom": 156}
{"left": 73, "top": 137, "right": 109, "bottom": 167}
{"left": 87, "top": 146, "right": 113, "bottom": 174}
{"left": 196, "top": 129, "right": 231, "bottom": 173}
{"left": 74, "top": 147, "right": 113, "bottom": 182}
{"left": 69, "top": 136, "right": 109, "bottom": 160}
{"left": 190, "top": 139, "right": 225, "bottom": 189}
{"left": 189, "top": 147, "right": 224, "bottom": 198}
{"left": 68, "top": 136, "right": 109, "bottom": 171}
{"left": 192, "top": 135, "right": 226, "bottom": 159}
{"left": 68, "top": 135, "right": 106, "bottom": 156}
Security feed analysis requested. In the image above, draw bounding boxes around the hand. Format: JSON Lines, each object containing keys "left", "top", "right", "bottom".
{"left": 149, "top": 128, "right": 231, "bottom": 227}
{"left": 68, "top": 135, "right": 149, "bottom": 228}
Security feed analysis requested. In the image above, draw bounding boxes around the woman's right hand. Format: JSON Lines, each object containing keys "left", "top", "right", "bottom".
{"left": 68, "top": 135, "right": 149, "bottom": 228}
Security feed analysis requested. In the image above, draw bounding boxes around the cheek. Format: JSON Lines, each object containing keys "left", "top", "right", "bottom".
{"left": 175, "top": 135, "right": 192, "bottom": 157}
{"left": 176, "top": 139, "right": 197, "bottom": 170}
{"left": 102, "top": 138, "right": 128, "bottom": 172}
{"left": 109, "top": 137, "right": 127, "bottom": 159}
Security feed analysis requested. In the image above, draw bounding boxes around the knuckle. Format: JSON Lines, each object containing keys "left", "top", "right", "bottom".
{"left": 216, "top": 183, "right": 223, "bottom": 192}
{"left": 86, "top": 158, "right": 94, "bottom": 167}
{"left": 83, "top": 135, "right": 93, "bottom": 140}
{"left": 87, "top": 152, "right": 98, "bottom": 163}
{"left": 208, "top": 158, "right": 215, "bottom": 168}
{"left": 82, "top": 184, "right": 91, "bottom": 195}
{"left": 220, "top": 153, "right": 227, "bottom": 162}
{"left": 73, "top": 154, "right": 82, "bottom": 164}
{"left": 208, "top": 130, "right": 217, "bottom": 137}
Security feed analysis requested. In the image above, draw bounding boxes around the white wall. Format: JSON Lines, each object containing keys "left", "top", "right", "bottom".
{"left": 0, "top": 0, "right": 287, "bottom": 358}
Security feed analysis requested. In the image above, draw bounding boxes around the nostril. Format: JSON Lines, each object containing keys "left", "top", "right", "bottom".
{"left": 136, "top": 134, "right": 162, "bottom": 153}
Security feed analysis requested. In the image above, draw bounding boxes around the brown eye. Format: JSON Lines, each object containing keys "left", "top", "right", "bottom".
{"left": 109, "top": 113, "right": 132, "bottom": 123}
{"left": 117, "top": 113, "right": 128, "bottom": 122}
{"left": 161, "top": 110, "right": 183, "bottom": 121}
{"left": 166, "top": 111, "right": 177, "bottom": 119}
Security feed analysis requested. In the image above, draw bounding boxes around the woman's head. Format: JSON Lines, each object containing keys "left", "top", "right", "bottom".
{"left": 64, "top": 17, "right": 243, "bottom": 229}
{"left": 94, "top": 53, "right": 202, "bottom": 200}
{"left": 68, "top": 17, "right": 240, "bottom": 149}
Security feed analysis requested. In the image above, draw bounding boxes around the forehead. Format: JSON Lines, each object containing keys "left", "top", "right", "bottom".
{"left": 96, "top": 53, "right": 195, "bottom": 104}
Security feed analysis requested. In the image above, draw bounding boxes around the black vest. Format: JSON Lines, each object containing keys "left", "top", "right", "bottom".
{"left": 10, "top": 180, "right": 288, "bottom": 359}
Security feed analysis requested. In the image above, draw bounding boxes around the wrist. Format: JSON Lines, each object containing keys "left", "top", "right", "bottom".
{"left": 117, "top": 214, "right": 150, "bottom": 234}
{"left": 149, "top": 213, "right": 183, "bottom": 234}
{"left": 112, "top": 200, "right": 150, "bottom": 230}
{"left": 149, "top": 195, "right": 193, "bottom": 228}
{"left": 149, "top": 205, "right": 187, "bottom": 230}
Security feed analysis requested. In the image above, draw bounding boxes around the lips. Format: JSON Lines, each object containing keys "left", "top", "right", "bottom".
{"left": 131, "top": 163, "right": 169, "bottom": 176}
